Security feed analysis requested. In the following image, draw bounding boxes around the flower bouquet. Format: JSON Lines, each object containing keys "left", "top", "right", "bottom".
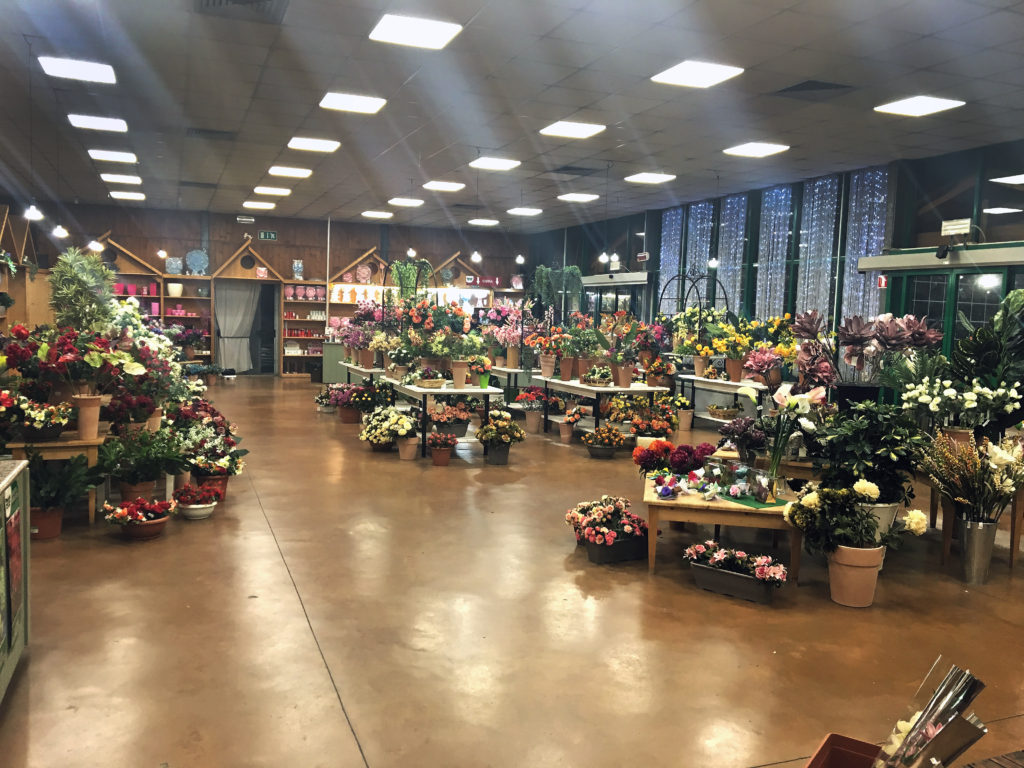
{"left": 173, "top": 483, "right": 223, "bottom": 520}
{"left": 632, "top": 439, "right": 674, "bottom": 475}
{"left": 476, "top": 410, "right": 525, "bottom": 465}
{"left": 104, "top": 497, "right": 177, "bottom": 539}
{"left": 577, "top": 496, "right": 648, "bottom": 564}
{"left": 668, "top": 442, "right": 717, "bottom": 474}
{"left": 684, "top": 540, "right": 787, "bottom": 603}
{"left": 564, "top": 407, "right": 584, "bottom": 425}
{"left": 581, "top": 424, "right": 625, "bottom": 459}
{"left": 629, "top": 414, "right": 673, "bottom": 439}
{"left": 643, "top": 356, "right": 674, "bottom": 385}
{"left": 743, "top": 345, "right": 783, "bottom": 388}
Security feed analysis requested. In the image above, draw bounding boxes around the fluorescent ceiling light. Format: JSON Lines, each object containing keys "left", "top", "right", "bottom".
{"left": 651, "top": 59, "right": 744, "bottom": 88}
{"left": 723, "top": 142, "right": 790, "bottom": 158}
{"left": 362, "top": 210, "right": 393, "bottom": 219}
{"left": 423, "top": 180, "right": 465, "bottom": 192}
{"left": 983, "top": 207, "right": 1022, "bottom": 214}
{"left": 68, "top": 114, "right": 127, "bottom": 132}
{"left": 243, "top": 200, "right": 275, "bottom": 210}
{"left": 507, "top": 207, "right": 542, "bottom": 216}
{"left": 254, "top": 186, "right": 291, "bottom": 196}
{"left": 87, "top": 240, "right": 104, "bottom": 252}
{"left": 468, "top": 218, "right": 499, "bottom": 227}
{"left": 23, "top": 204, "right": 44, "bottom": 221}
{"left": 38, "top": 56, "right": 116, "bottom": 84}
{"left": 320, "top": 92, "right": 387, "bottom": 114}
{"left": 389, "top": 197, "right": 424, "bottom": 207}
{"left": 558, "top": 192, "right": 599, "bottom": 203}
{"left": 874, "top": 95, "right": 965, "bottom": 117}
{"left": 88, "top": 149, "right": 137, "bottom": 163}
{"left": 539, "top": 120, "right": 606, "bottom": 139}
{"left": 369, "top": 13, "right": 463, "bottom": 50}
{"left": 100, "top": 173, "right": 141, "bottom": 184}
{"left": 268, "top": 166, "right": 312, "bottom": 178}
{"left": 624, "top": 172, "right": 675, "bottom": 184}
{"left": 469, "top": 157, "right": 520, "bottom": 171}
{"left": 990, "top": 174, "right": 1024, "bottom": 185}
{"left": 110, "top": 190, "right": 145, "bottom": 201}
{"left": 51, "top": 224, "right": 69, "bottom": 238}
{"left": 288, "top": 136, "right": 340, "bottom": 152}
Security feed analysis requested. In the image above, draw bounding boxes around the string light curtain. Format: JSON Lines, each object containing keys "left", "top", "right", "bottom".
{"left": 755, "top": 185, "right": 793, "bottom": 319}
{"left": 658, "top": 207, "right": 684, "bottom": 314}
{"left": 715, "top": 194, "right": 746, "bottom": 312}
{"left": 685, "top": 200, "right": 714, "bottom": 282}
{"left": 795, "top": 175, "right": 840, "bottom": 317}
{"left": 842, "top": 166, "right": 889, "bottom": 319}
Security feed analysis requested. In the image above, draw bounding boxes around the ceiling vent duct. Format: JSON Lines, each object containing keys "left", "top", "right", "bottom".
{"left": 179, "top": 180, "right": 219, "bottom": 190}
{"left": 775, "top": 80, "right": 852, "bottom": 102}
{"left": 537, "top": 165, "right": 601, "bottom": 182}
{"left": 186, "top": 127, "right": 238, "bottom": 141}
{"left": 194, "top": 0, "right": 290, "bottom": 25}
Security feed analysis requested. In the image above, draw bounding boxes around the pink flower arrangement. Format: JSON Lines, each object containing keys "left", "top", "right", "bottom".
{"left": 743, "top": 346, "right": 783, "bottom": 376}
{"left": 564, "top": 495, "right": 644, "bottom": 545}
{"left": 683, "top": 540, "right": 787, "bottom": 586}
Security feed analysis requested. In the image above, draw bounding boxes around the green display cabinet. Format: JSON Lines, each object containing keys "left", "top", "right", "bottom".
{"left": 0, "top": 460, "right": 30, "bottom": 706}
{"left": 323, "top": 343, "right": 346, "bottom": 385}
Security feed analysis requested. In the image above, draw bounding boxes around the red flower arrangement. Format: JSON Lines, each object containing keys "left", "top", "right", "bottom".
{"left": 668, "top": 442, "right": 717, "bottom": 474}
{"left": 514, "top": 391, "right": 546, "bottom": 411}
{"left": 173, "top": 484, "right": 223, "bottom": 505}
{"left": 426, "top": 432, "right": 459, "bottom": 449}
{"left": 632, "top": 439, "right": 675, "bottom": 475}
{"left": 104, "top": 497, "right": 176, "bottom": 525}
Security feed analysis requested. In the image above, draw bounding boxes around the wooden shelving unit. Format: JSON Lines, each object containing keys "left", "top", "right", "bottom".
{"left": 161, "top": 274, "right": 215, "bottom": 364}
{"left": 96, "top": 233, "right": 165, "bottom": 323}
{"left": 281, "top": 282, "right": 327, "bottom": 375}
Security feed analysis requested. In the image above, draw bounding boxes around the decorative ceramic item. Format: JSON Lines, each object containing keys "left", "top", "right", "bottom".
{"left": 303, "top": 285, "right": 315, "bottom": 299}
{"left": 284, "top": 285, "right": 295, "bottom": 300}
{"left": 292, "top": 259, "right": 304, "bottom": 280}
{"left": 256, "top": 267, "right": 268, "bottom": 279}
{"left": 342, "top": 272, "right": 353, "bottom": 282}
{"left": 186, "top": 249, "right": 209, "bottom": 275}
{"left": 127, "top": 284, "right": 137, "bottom": 296}
{"left": 196, "top": 285, "right": 210, "bottom": 297}
{"left": 329, "top": 316, "right": 342, "bottom": 328}
{"left": 440, "top": 266, "right": 454, "bottom": 285}
{"left": 316, "top": 286, "right": 326, "bottom": 301}
{"left": 166, "top": 283, "right": 184, "bottom": 298}
{"left": 113, "top": 283, "right": 125, "bottom": 295}
{"left": 150, "top": 302, "right": 159, "bottom": 316}
{"left": 355, "top": 264, "right": 372, "bottom": 284}
{"left": 165, "top": 256, "right": 183, "bottom": 274}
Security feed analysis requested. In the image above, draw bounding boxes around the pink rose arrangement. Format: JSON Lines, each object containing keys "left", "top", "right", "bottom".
{"left": 564, "top": 495, "right": 646, "bottom": 545}
{"left": 683, "top": 540, "right": 787, "bottom": 586}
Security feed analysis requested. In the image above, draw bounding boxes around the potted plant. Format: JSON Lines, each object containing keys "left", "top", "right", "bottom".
{"left": 595, "top": 319, "right": 639, "bottom": 386}
{"left": 581, "top": 364, "right": 613, "bottom": 387}
{"left": 743, "top": 345, "right": 784, "bottom": 389}
{"left": 475, "top": 410, "right": 525, "bottom": 465}
{"left": 581, "top": 424, "right": 626, "bottom": 459}
{"left": 430, "top": 404, "right": 472, "bottom": 437}
{"left": 189, "top": 432, "right": 247, "bottom": 500}
{"left": 468, "top": 355, "right": 492, "bottom": 388}
{"left": 919, "top": 434, "right": 1024, "bottom": 584}
{"left": 577, "top": 496, "right": 649, "bottom": 564}
{"left": 565, "top": 494, "right": 630, "bottom": 545}
{"left": 166, "top": 325, "right": 206, "bottom": 360}
{"left": 427, "top": 431, "right": 458, "bottom": 466}
{"left": 683, "top": 541, "right": 788, "bottom": 603}
{"left": 514, "top": 390, "right": 546, "bottom": 433}
{"left": 668, "top": 441, "right": 717, "bottom": 474}
{"left": 718, "top": 417, "right": 766, "bottom": 465}
{"left": 104, "top": 497, "right": 177, "bottom": 540}
{"left": 644, "top": 356, "right": 675, "bottom": 387}
{"left": 48, "top": 246, "right": 115, "bottom": 330}
{"left": 632, "top": 323, "right": 664, "bottom": 369}
{"left": 27, "top": 450, "right": 96, "bottom": 540}
{"left": 629, "top": 411, "right": 673, "bottom": 449}
{"left": 784, "top": 486, "right": 927, "bottom": 606}
{"left": 359, "top": 405, "right": 415, "bottom": 453}
{"left": 631, "top": 439, "right": 675, "bottom": 475}
{"left": 561, "top": 406, "right": 584, "bottom": 443}
{"left": 388, "top": 345, "right": 416, "bottom": 379}
{"left": 315, "top": 388, "right": 337, "bottom": 413}
{"left": 99, "top": 427, "right": 188, "bottom": 501}
{"left": 13, "top": 395, "right": 72, "bottom": 442}
{"left": 414, "top": 367, "right": 446, "bottom": 389}
{"left": 173, "top": 483, "right": 223, "bottom": 520}
{"left": 571, "top": 327, "right": 600, "bottom": 378}
{"left": 448, "top": 334, "right": 474, "bottom": 388}
{"left": 818, "top": 401, "right": 929, "bottom": 538}
{"left": 671, "top": 394, "right": 693, "bottom": 430}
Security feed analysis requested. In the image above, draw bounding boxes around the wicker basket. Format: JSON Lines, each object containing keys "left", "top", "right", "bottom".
{"left": 418, "top": 378, "right": 446, "bottom": 389}
{"left": 708, "top": 406, "right": 739, "bottom": 420}
{"left": 581, "top": 377, "right": 613, "bottom": 387}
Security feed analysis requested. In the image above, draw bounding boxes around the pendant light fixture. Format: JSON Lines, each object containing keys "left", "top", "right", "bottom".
{"left": 598, "top": 162, "right": 612, "bottom": 265}
{"left": 87, "top": 239, "right": 104, "bottom": 252}
{"left": 51, "top": 224, "right": 68, "bottom": 238}
{"left": 23, "top": 38, "right": 44, "bottom": 221}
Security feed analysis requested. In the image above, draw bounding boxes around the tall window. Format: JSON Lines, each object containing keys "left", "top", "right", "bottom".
{"left": 756, "top": 186, "right": 793, "bottom": 319}
{"left": 685, "top": 201, "right": 714, "bottom": 307}
{"left": 658, "top": 207, "right": 684, "bottom": 314}
{"left": 715, "top": 195, "right": 746, "bottom": 312}
{"left": 796, "top": 175, "right": 840, "bottom": 317}
{"left": 842, "top": 166, "right": 889, "bottom": 319}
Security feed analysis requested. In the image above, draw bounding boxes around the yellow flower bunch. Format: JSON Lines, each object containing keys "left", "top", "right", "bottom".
{"left": 774, "top": 341, "right": 797, "bottom": 363}
{"left": 695, "top": 344, "right": 714, "bottom": 358}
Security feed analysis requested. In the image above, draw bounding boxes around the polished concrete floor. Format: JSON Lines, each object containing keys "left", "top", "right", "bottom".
{"left": 0, "top": 375, "right": 1022, "bottom": 767}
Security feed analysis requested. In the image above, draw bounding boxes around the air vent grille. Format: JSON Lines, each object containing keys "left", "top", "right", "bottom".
{"left": 179, "top": 180, "right": 218, "bottom": 190}
{"left": 775, "top": 80, "right": 852, "bottom": 102}
{"left": 194, "top": 0, "right": 289, "bottom": 25}
{"left": 186, "top": 127, "right": 238, "bottom": 141}
{"left": 450, "top": 203, "right": 484, "bottom": 211}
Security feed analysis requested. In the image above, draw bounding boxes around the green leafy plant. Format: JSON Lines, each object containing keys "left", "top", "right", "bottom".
{"left": 48, "top": 246, "right": 115, "bottom": 329}
{"left": 530, "top": 265, "right": 554, "bottom": 306}
{"left": 27, "top": 450, "right": 97, "bottom": 509}
{"left": 0, "top": 292, "right": 14, "bottom": 310}
{"left": 784, "top": 486, "right": 924, "bottom": 554}
{"left": 97, "top": 428, "right": 187, "bottom": 484}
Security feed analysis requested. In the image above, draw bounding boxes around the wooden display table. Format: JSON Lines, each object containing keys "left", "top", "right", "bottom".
{"left": 535, "top": 376, "right": 669, "bottom": 433}
{"left": 643, "top": 478, "right": 802, "bottom": 583}
{"left": 382, "top": 377, "right": 504, "bottom": 457}
{"left": 8, "top": 433, "right": 107, "bottom": 524}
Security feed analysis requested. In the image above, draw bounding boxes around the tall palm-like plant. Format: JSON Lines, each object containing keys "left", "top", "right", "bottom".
{"left": 48, "top": 247, "right": 115, "bottom": 329}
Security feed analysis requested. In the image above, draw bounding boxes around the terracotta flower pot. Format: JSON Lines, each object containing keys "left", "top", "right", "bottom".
{"left": 358, "top": 348, "right": 376, "bottom": 368}
{"left": 338, "top": 406, "right": 360, "bottom": 423}
{"left": 525, "top": 411, "right": 542, "bottom": 433}
{"left": 72, "top": 394, "right": 103, "bottom": 440}
{"left": 576, "top": 357, "right": 596, "bottom": 379}
{"left": 506, "top": 346, "right": 520, "bottom": 369}
{"left": 121, "top": 516, "right": 170, "bottom": 540}
{"left": 494, "top": 355, "right": 506, "bottom": 367}
{"left": 560, "top": 356, "right": 576, "bottom": 381}
{"left": 725, "top": 357, "right": 743, "bottom": 382}
{"left": 942, "top": 427, "right": 974, "bottom": 444}
{"left": 539, "top": 354, "right": 557, "bottom": 378}
{"left": 30, "top": 506, "right": 63, "bottom": 540}
{"left": 197, "top": 474, "right": 230, "bottom": 500}
{"left": 638, "top": 350, "right": 654, "bottom": 369}
{"left": 827, "top": 545, "right": 884, "bottom": 608}
{"left": 393, "top": 365, "right": 409, "bottom": 379}
{"left": 613, "top": 364, "right": 634, "bottom": 387}
{"left": 431, "top": 447, "right": 452, "bottom": 466}
{"left": 397, "top": 437, "right": 419, "bottom": 461}
{"left": 173, "top": 471, "right": 192, "bottom": 491}
{"left": 146, "top": 407, "right": 163, "bottom": 432}
{"left": 559, "top": 421, "right": 574, "bottom": 444}
{"left": 678, "top": 409, "right": 694, "bottom": 431}
{"left": 646, "top": 374, "right": 666, "bottom": 388}
{"left": 693, "top": 356, "right": 708, "bottom": 377}
{"left": 450, "top": 360, "right": 469, "bottom": 390}
{"left": 119, "top": 480, "right": 156, "bottom": 501}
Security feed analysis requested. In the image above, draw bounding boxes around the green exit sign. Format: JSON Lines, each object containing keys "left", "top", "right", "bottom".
{"left": 258, "top": 230, "right": 277, "bottom": 241}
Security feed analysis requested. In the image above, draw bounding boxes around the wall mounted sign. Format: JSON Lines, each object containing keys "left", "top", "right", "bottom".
{"left": 258, "top": 230, "right": 278, "bottom": 241}
{"left": 465, "top": 275, "right": 502, "bottom": 288}
{"left": 636, "top": 251, "right": 650, "bottom": 262}
{"left": 940, "top": 218, "right": 970, "bottom": 236}
{"left": 877, "top": 275, "right": 888, "bottom": 289}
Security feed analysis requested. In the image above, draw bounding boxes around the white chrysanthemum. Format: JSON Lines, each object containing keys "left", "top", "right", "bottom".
{"left": 903, "top": 509, "right": 927, "bottom": 536}
{"left": 853, "top": 479, "right": 880, "bottom": 501}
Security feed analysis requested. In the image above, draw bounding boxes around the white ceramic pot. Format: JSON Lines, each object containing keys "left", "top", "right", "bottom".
{"left": 166, "top": 282, "right": 184, "bottom": 298}
{"left": 636, "top": 436, "right": 661, "bottom": 449}
{"left": 861, "top": 501, "right": 900, "bottom": 572}
{"left": 180, "top": 502, "right": 216, "bottom": 521}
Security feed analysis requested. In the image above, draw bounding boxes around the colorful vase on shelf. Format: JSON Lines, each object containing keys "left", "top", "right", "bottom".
{"left": 292, "top": 259, "right": 304, "bottom": 280}
{"left": 316, "top": 286, "right": 326, "bottom": 301}
{"left": 305, "top": 285, "right": 317, "bottom": 300}
{"left": 284, "top": 285, "right": 295, "bottom": 300}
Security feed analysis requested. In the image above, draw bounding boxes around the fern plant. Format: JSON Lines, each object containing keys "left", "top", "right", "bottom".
{"left": 48, "top": 247, "right": 115, "bottom": 329}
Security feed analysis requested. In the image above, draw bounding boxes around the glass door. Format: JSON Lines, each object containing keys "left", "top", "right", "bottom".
{"left": 954, "top": 272, "right": 1004, "bottom": 339}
